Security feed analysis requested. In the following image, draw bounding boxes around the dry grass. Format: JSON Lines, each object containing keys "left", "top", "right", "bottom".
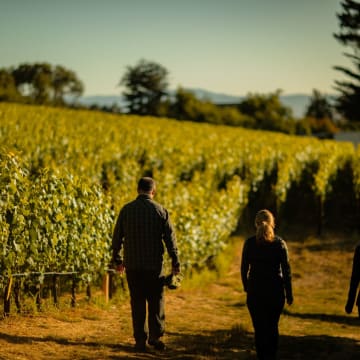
{"left": 0, "top": 233, "right": 359, "bottom": 359}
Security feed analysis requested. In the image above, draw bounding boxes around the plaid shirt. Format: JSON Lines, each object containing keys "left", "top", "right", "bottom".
{"left": 111, "top": 194, "right": 180, "bottom": 272}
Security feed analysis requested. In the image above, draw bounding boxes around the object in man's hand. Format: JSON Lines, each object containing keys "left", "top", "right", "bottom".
{"left": 164, "top": 273, "right": 183, "bottom": 289}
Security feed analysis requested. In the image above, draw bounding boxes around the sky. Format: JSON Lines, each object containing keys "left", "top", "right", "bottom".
{"left": 0, "top": 0, "right": 349, "bottom": 97}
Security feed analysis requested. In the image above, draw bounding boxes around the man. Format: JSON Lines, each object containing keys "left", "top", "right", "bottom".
{"left": 112, "top": 177, "right": 180, "bottom": 352}
{"left": 345, "top": 243, "right": 360, "bottom": 318}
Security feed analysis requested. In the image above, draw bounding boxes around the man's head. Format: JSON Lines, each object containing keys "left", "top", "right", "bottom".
{"left": 137, "top": 177, "right": 156, "bottom": 197}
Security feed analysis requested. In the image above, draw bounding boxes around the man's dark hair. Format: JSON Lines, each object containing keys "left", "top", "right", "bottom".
{"left": 137, "top": 177, "right": 156, "bottom": 193}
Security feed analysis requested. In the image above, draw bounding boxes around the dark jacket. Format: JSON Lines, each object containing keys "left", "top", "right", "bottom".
{"left": 241, "top": 235, "right": 293, "bottom": 303}
{"left": 112, "top": 194, "right": 179, "bottom": 273}
{"left": 346, "top": 244, "right": 360, "bottom": 311}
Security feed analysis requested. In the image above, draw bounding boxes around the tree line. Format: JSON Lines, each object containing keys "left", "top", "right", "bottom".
{"left": 0, "top": 60, "right": 339, "bottom": 136}
{"left": 0, "top": 63, "right": 83, "bottom": 106}
{"left": 117, "top": 0, "right": 359, "bottom": 135}
{"left": 0, "top": 0, "right": 358, "bottom": 135}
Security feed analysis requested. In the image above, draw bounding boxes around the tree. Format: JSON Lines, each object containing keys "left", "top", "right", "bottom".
{"left": 0, "top": 69, "right": 19, "bottom": 101}
{"left": 10, "top": 63, "right": 84, "bottom": 105}
{"left": 333, "top": 0, "right": 360, "bottom": 122}
{"left": 305, "top": 89, "right": 334, "bottom": 119}
{"left": 169, "top": 87, "right": 202, "bottom": 121}
{"left": 120, "top": 59, "right": 169, "bottom": 115}
{"left": 237, "top": 90, "right": 295, "bottom": 133}
{"left": 12, "top": 63, "right": 53, "bottom": 104}
{"left": 303, "top": 89, "right": 339, "bottom": 136}
{"left": 169, "top": 87, "right": 249, "bottom": 126}
{"left": 52, "top": 65, "right": 84, "bottom": 105}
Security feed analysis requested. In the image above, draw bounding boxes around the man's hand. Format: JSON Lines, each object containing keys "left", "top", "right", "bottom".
{"left": 116, "top": 264, "right": 125, "bottom": 275}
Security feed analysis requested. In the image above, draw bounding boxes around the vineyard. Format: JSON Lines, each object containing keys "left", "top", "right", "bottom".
{"left": 0, "top": 103, "right": 359, "bottom": 291}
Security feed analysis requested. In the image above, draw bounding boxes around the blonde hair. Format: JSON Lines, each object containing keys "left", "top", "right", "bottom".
{"left": 255, "top": 209, "right": 275, "bottom": 244}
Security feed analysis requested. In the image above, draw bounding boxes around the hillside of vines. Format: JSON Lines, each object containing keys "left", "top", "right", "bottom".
{"left": 1, "top": 103, "right": 359, "bottom": 285}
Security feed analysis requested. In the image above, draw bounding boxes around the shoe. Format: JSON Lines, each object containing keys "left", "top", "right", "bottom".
{"left": 134, "top": 341, "right": 147, "bottom": 352}
{"left": 148, "top": 338, "right": 165, "bottom": 350}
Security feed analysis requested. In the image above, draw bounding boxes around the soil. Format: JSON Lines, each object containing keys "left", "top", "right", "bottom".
{"left": 0, "top": 236, "right": 359, "bottom": 360}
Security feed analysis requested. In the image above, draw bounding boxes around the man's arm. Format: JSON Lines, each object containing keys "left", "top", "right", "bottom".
{"left": 162, "top": 209, "right": 180, "bottom": 274}
{"left": 111, "top": 209, "right": 125, "bottom": 272}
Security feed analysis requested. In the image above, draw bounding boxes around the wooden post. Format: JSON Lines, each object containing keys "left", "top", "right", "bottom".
{"left": 86, "top": 283, "right": 91, "bottom": 301}
{"left": 3, "top": 277, "right": 12, "bottom": 317}
{"left": 36, "top": 283, "right": 42, "bottom": 311}
{"left": 317, "top": 195, "right": 324, "bottom": 236}
{"left": 109, "top": 270, "right": 114, "bottom": 300}
{"left": 52, "top": 274, "right": 59, "bottom": 307}
{"left": 71, "top": 274, "right": 77, "bottom": 308}
{"left": 14, "top": 278, "right": 21, "bottom": 313}
{"left": 102, "top": 272, "right": 110, "bottom": 303}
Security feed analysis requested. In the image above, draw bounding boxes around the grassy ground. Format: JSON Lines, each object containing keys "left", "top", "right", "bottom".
{"left": 0, "top": 233, "right": 359, "bottom": 360}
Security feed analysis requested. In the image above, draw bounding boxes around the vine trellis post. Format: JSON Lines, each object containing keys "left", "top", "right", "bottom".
{"left": 2, "top": 271, "right": 79, "bottom": 316}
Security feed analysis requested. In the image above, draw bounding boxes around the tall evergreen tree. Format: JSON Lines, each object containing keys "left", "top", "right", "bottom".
{"left": 333, "top": 0, "right": 360, "bottom": 122}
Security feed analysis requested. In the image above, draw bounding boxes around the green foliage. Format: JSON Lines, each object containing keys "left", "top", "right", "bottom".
{"left": 301, "top": 117, "right": 340, "bottom": 136}
{"left": 238, "top": 90, "right": 296, "bottom": 133}
{"left": 0, "top": 63, "right": 84, "bottom": 105}
{"left": 52, "top": 65, "right": 84, "bottom": 105}
{"left": 169, "top": 87, "right": 249, "bottom": 126}
{"left": 120, "top": 59, "right": 169, "bottom": 116}
{"left": 0, "top": 70, "right": 20, "bottom": 102}
{"left": 301, "top": 89, "right": 339, "bottom": 136}
{"left": 0, "top": 150, "right": 113, "bottom": 283}
{"left": 1, "top": 103, "right": 359, "bottom": 282}
{"left": 333, "top": 0, "right": 360, "bottom": 121}
{"left": 305, "top": 89, "right": 335, "bottom": 120}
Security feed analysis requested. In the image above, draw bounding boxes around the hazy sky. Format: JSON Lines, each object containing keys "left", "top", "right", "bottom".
{"left": 0, "top": 0, "right": 348, "bottom": 96}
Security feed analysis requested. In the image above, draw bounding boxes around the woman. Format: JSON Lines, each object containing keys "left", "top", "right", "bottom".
{"left": 241, "top": 209, "right": 293, "bottom": 360}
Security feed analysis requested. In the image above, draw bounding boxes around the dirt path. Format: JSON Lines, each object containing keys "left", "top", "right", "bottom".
{"left": 0, "top": 236, "right": 359, "bottom": 359}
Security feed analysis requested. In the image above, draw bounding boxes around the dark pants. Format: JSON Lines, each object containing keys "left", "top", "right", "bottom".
{"left": 126, "top": 270, "right": 165, "bottom": 343}
{"left": 247, "top": 293, "right": 285, "bottom": 360}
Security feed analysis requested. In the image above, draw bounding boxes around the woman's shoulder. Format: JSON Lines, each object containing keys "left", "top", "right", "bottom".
{"left": 245, "top": 235, "right": 256, "bottom": 243}
{"left": 274, "top": 235, "right": 289, "bottom": 249}
{"left": 243, "top": 235, "right": 256, "bottom": 248}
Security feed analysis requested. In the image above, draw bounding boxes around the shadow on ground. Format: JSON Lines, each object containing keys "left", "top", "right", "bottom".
{"left": 284, "top": 310, "right": 360, "bottom": 326}
{"left": 0, "top": 324, "right": 359, "bottom": 360}
{"left": 279, "top": 334, "right": 360, "bottom": 360}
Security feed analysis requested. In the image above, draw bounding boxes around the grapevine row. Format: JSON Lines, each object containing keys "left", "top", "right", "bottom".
{"left": 0, "top": 103, "right": 358, "bottom": 283}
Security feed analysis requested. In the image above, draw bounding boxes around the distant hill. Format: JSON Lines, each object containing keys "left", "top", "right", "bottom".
{"left": 78, "top": 89, "right": 335, "bottom": 118}
{"left": 280, "top": 94, "right": 313, "bottom": 118}
{"left": 77, "top": 95, "right": 124, "bottom": 108}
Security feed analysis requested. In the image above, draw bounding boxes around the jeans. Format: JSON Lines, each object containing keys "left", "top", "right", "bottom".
{"left": 126, "top": 270, "right": 165, "bottom": 343}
